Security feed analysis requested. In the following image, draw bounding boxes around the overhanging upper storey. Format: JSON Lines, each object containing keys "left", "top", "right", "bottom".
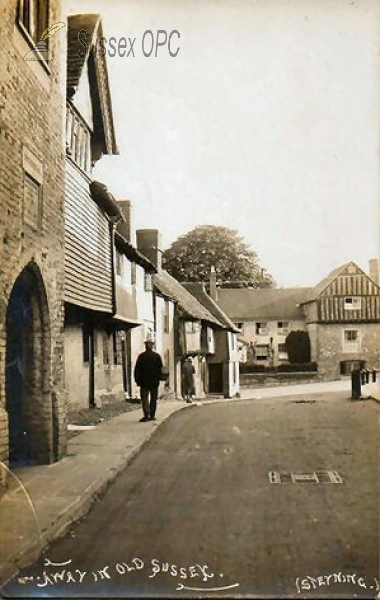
{"left": 66, "top": 14, "right": 118, "bottom": 167}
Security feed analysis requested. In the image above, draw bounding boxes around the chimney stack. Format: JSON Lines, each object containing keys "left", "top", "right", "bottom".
{"left": 136, "top": 229, "right": 162, "bottom": 270}
{"left": 117, "top": 200, "right": 136, "bottom": 245}
{"left": 209, "top": 266, "right": 217, "bottom": 300}
{"left": 369, "top": 258, "right": 380, "bottom": 285}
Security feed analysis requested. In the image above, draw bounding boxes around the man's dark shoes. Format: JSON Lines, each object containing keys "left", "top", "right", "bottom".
{"left": 139, "top": 416, "right": 150, "bottom": 422}
{"left": 150, "top": 416, "right": 157, "bottom": 421}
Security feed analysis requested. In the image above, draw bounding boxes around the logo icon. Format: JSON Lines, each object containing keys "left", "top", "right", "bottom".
{"left": 24, "top": 22, "right": 65, "bottom": 61}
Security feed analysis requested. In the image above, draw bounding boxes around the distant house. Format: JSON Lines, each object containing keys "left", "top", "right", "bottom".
{"left": 138, "top": 232, "right": 239, "bottom": 398}
{"left": 216, "top": 287, "right": 311, "bottom": 367}
{"left": 183, "top": 283, "right": 240, "bottom": 398}
{"left": 154, "top": 270, "right": 222, "bottom": 399}
{"left": 301, "top": 261, "right": 380, "bottom": 380}
{"left": 215, "top": 260, "right": 380, "bottom": 381}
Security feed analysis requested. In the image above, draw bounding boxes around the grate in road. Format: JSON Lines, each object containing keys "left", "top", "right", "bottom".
{"left": 268, "top": 470, "right": 343, "bottom": 484}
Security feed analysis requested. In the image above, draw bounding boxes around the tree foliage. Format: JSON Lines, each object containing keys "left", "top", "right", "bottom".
{"left": 285, "top": 330, "right": 311, "bottom": 364}
{"left": 162, "top": 225, "right": 275, "bottom": 287}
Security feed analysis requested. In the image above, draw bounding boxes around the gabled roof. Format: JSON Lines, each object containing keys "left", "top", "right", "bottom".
{"left": 154, "top": 270, "right": 222, "bottom": 327}
{"left": 183, "top": 283, "right": 239, "bottom": 332}
{"left": 302, "top": 261, "right": 375, "bottom": 303}
{"left": 67, "top": 14, "right": 118, "bottom": 156}
{"left": 216, "top": 287, "right": 311, "bottom": 321}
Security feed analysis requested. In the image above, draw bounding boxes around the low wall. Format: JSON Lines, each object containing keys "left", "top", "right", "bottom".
{"left": 240, "top": 372, "right": 319, "bottom": 387}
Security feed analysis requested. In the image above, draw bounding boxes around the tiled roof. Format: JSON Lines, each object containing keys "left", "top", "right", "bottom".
{"left": 115, "top": 232, "right": 156, "bottom": 273}
{"left": 183, "top": 283, "right": 239, "bottom": 332}
{"left": 67, "top": 15, "right": 118, "bottom": 156}
{"left": 67, "top": 14, "right": 100, "bottom": 95}
{"left": 154, "top": 271, "right": 222, "bottom": 327}
{"left": 216, "top": 287, "right": 312, "bottom": 320}
{"left": 302, "top": 261, "right": 364, "bottom": 302}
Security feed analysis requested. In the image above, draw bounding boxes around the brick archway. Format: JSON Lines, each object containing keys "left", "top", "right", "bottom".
{"left": 5, "top": 263, "right": 53, "bottom": 466}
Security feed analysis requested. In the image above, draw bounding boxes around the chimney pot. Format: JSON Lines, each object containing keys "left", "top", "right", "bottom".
{"left": 136, "top": 229, "right": 162, "bottom": 269}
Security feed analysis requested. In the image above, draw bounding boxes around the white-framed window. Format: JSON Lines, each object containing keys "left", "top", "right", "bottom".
{"left": 277, "top": 321, "right": 289, "bottom": 335}
{"left": 256, "top": 322, "right": 268, "bottom": 335}
{"left": 185, "top": 321, "right": 198, "bottom": 334}
{"left": 256, "top": 344, "right": 269, "bottom": 360}
{"left": 344, "top": 297, "right": 361, "bottom": 311}
{"left": 343, "top": 329, "right": 360, "bottom": 353}
{"left": 235, "top": 322, "right": 244, "bottom": 331}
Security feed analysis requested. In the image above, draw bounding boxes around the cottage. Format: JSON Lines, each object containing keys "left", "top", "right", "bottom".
{"left": 183, "top": 283, "right": 240, "bottom": 398}
{"left": 301, "top": 261, "right": 380, "bottom": 380}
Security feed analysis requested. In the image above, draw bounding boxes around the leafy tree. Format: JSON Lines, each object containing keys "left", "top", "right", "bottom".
{"left": 162, "top": 225, "right": 275, "bottom": 287}
{"left": 285, "top": 330, "right": 311, "bottom": 364}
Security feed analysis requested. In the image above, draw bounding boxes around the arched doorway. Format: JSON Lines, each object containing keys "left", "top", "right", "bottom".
{"left": 5, "top": 264, "right": 52, "bottom": 467}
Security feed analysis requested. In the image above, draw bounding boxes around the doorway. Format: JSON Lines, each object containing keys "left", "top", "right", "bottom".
{"left": 5, "top": 264, "right": 52, "bottom": 467}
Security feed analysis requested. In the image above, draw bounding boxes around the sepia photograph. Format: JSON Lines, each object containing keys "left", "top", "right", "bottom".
{"left": 0, "top": 0, "right": 379, "bottom": 598}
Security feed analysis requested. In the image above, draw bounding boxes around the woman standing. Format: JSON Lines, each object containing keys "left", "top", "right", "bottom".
{"left": 182, "top": 356, "right": 196, "bottom": 403}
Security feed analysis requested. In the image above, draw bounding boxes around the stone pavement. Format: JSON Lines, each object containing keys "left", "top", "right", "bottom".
{"left": 0, "top": 400, "right": 192, "bottom": 587}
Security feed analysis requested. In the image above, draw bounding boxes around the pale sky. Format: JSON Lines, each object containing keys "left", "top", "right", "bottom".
{"left": 66, "top": 0, "right": 380, "bottom": 287}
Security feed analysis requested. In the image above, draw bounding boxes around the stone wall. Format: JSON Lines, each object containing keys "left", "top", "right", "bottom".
{"left": 0, "top": 0, "right": 66, "bottom": 464}
{"left": 315, "top": 324, "right": 380, "bottom": 380}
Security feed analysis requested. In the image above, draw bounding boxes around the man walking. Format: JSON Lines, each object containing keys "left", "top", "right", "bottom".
{"left": 134, "top": 338, "right": 163, "bottom": 422}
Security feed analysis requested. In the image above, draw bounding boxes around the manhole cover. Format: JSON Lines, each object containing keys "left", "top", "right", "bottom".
{"left": 268, "top": 470, "right": 343, "bottom": 484}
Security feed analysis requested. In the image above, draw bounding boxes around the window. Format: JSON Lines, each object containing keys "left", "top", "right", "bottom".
{"left": 164, "top": 300, "right": 170, "bottom": 333}
{"left": 19, "top": 0, "right": 48, "bottom": 44}
{"left": 113, "top": 332, "right": 123, "bottom": 365}
{"left": 23, "top": 173, "right": 41, "bottom": 229}
{"left": 343, "top": 329, "right": 360, "bottom": 353}
{"left": 277, "top": 321, "right": 289, "bottom": 335}
{"left": 256, "top": 322, "right": 268, "bottom": 335}
{"left": 131, "top": 262, "right": 137, "bottom": 285}
{"left": 144, "top": 272, "right": 153, "bottom": 292}
{"left": 115, "top": 250, "right": 122, "bottom": 276}
{"left": 186, "top": 321, "right": 198, "bottom": 334}
{"left": 102, "top": 331, "right": 110, "bottom": 365}
{"left": 235, "top": 323, "right": 244, "bottom": 331}
{"left": 256, "top": 344, "right": 269, "bottom": 360}
{"left": 231, "top": 334, "right": 236, "bottom": 350}
{"left": 344, "top": 330, "right": 358, "bottom": 342}
{"left": 66, "top": 103, "right": 91, "bottom": 173}
{"left": 278, "top": 343, "right": 288, "bottom": 360}
{"left": 344, "top": 297, "right": 361, "bottom": 311}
